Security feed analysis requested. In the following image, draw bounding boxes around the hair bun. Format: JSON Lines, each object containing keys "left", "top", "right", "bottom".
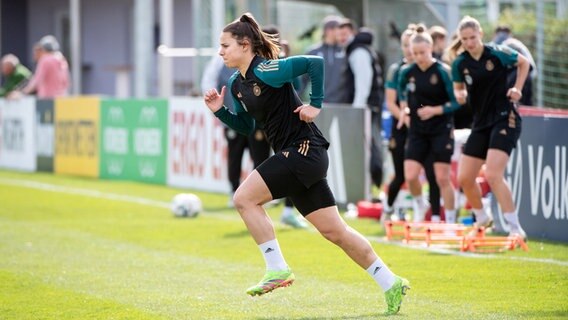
{"left": 415, "top": 25, "right": 426, "bottom": 33}
{"left": 240, "top": 12, "right": 254, "bottom": 23}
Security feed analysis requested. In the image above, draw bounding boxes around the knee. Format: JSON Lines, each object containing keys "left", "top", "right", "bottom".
{"left": 404, "top": 172, "right": 418, "bottom": 184}
{"left": 436, "top": 175, "right": 450, "bottom": 188}
{"left": 458, "top": 173, "right": 475, "bottom": 189}
{"left": 232, "top": 190, "right": 252, "bottom": 213}
{"left": 484, "top": 170, "right": 503, "bottom": 187}
{"left": 320, "top": 227, "right": 346, "bottom": 245}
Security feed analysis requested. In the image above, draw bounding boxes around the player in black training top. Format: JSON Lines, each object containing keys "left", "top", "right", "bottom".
{"left": 397, "top": 26, "right": 460, "bottom": 224}
{"left": 203, "top": 12, "right": 409, "bottom": 315}
{"left": 384, "top": 23, "right": 442, "bottom": 223}
{"left": 450, "top": 16, "right": 530, "bottom": 238}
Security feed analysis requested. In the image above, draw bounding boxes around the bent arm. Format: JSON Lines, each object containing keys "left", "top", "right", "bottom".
{"left": 453, "top": 82, "right": 467, "bottom": 105}
{"left": 513, "top": 54, "right": 530, "bottom": 93}
{"left": 385, "top": 88, "right": 401, "bottom": 119}
{"left": 255, "top": 55, "right": 324, "bottom": 108}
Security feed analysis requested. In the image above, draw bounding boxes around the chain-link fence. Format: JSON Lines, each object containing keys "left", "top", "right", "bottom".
{"left": 460, "top": 0, "right": 568, "bottom": 109}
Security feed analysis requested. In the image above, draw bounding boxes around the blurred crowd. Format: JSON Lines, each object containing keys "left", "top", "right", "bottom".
{"left": 1, "top": 35, "right": 69, "bottom": 99}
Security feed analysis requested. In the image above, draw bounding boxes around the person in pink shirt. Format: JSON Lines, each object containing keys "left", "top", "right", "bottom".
{"left": 18, "top": 35, "right": 70, "bottom": 98}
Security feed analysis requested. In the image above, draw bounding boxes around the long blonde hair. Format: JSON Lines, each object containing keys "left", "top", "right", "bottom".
{"left": 445, "top": 16, "right": 482, "bottom": 63}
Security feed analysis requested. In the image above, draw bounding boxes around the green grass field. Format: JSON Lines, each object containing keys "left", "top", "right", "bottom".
{"left": 1, "top": 169, "right": 567, "bottom": 320}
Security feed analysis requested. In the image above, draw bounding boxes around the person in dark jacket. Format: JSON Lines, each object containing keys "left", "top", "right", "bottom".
{"left": 301, "top": 15, "right": 346, "bottom": 103}
{"left": 337, "top": 20, "right": 385, "bottom": 196}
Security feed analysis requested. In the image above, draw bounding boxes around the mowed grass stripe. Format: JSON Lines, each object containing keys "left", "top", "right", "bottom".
{"left": 0, "top": 270, "right": 164, "bottom": 320}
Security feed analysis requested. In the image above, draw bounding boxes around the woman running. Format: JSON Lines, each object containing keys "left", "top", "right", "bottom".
{"left": 397, "top": 26, "right": 460, "bottom": 224}
{"left": 450, "top": 16, "right": 529, "bottom": 237}
{"left": 203, "top": 12, "right": 409, "bottom": 315}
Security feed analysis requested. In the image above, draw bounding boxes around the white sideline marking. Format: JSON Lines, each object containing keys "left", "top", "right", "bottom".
{"left": 0, "top": 178, "right": 171, "bottom": 208}
{"left": 1, "top": 177, "right": 567, "bottom": 267}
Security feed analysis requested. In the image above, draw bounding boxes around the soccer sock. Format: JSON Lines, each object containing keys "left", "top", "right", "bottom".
{"left": 503, "top": 211, "right": 520, "bottom": 229}
{"left": 366, "top": 258, "right": 396, "bottom": 292}
{"left": 445, "top": 209, "right": 456, "bottom": 224}
{"left": 258, "top": 239, "right": 288, "bottom": 271}
{"left": 281, "top": 206, "right": 294, "bottom": 219}
{"left": 472, "top": 208, "right": 488, "bottom": 223}
{"left": 412, "top": 196, "right": 425, "bottom": 222}
{"left": 383, "top": 201, "right": 393, "bottom": 214}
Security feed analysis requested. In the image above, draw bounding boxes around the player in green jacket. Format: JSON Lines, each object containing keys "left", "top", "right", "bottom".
{"left": 204, "top": 12, "right": 410, "bottom": 315}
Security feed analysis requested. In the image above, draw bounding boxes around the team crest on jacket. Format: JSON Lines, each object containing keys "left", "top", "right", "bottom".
{"left": 408, "top": 77, "right": 416, "bottom": 92}
{"left": 463, "top": 68, "right": 473, "bottom": 85}
{"left": 253, "top": 84, "right": 261, "bottom": 96}
{"left": 430, "top": 73, "right": 438, "bottom": 85}
{"left": 486, "top": 60, "right": 494, "bottom": 71}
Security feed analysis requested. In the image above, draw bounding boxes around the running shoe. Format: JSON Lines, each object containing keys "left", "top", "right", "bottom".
{"left": 509, "top": 226, "right": 527, "bottom": 241}
{"left": 384, "top": 276, "right": 410, "bottom": 315}
{"left": 281, "top": 214, "right": 308, "bottom": 229}
{"left": 246, "top": 268, "right": 295, "bottom": 296}
{"left": 475, "top": 216, "right": 494, "bottom": 229}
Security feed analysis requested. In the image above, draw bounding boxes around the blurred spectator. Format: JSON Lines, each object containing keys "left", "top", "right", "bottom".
{"left": 493, "top": 25, "right": 536, "bottom": 106}
{"left": 18, "top": 35, "right": 70, "bottom": 98}
{"left": 338, "top": 19, "right": 385, "bottom": 196}
{"left": 301, "top": 15, "right": 346, "bottom": 103}
{"left": 429, "top": 25, "right": 447, "bottom": 60}
{"left": 0, "top": 54, "right": 31, "bottom": 98}
{"left": 337, "top": 20, "right": 383, "bottom": 109}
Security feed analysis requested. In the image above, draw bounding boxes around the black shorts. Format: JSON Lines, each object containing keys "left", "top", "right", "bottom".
{"left": 463, "top": 111, "right": 522, "bottom": 159}
{"left": 405, "top": 130, "right": 454, "bottom": 164}
{"left": 256, "top": 142, "right": 336, "bottom": 216}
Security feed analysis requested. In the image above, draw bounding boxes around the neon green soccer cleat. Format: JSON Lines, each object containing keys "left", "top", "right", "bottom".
{"left": 384, "top": 276, "right": 410, "bottom": 315}
{"left": 246, "top": 269, "right": 295, "bottom": 296}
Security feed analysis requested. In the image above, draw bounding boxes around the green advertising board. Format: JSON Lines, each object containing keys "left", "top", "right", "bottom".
{"left": 100, "top": 99, "right": 167, "bottom": 184}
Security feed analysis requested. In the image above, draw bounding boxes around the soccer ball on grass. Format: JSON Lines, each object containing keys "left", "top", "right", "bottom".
{"left": 171, "top": 193, "right": 202, "bottom": 218}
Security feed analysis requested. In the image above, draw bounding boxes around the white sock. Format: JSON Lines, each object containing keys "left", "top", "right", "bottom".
{"left": 445, "top": 209, "right": 456, "bottom": 224}
{"left": 366, "top": 258, "right": 396, "bottom": 292}
{"left": 259, "top": 239, "right": 288, "bottom": 271}
{"left": 413, "top": 195, "right": 425, "bottom": 207}
{"left": 412, "top": 196, "right": 425, "bottom": 222}
{"left": 503, "top": 211, "right": 520, "bottom": 229}
{"left": 281, "top": 206, "right": 294, "bottom": 219}
{"left": 473, "top": 208, "right": 488, "bottom": 223}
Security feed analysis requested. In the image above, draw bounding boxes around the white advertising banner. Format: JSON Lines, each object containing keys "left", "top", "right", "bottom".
{"left": 0, "top": 97, "right": 37, "bottom": 171}
{"left": 167, "top": 97, "right": 230, "bottom": 193}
